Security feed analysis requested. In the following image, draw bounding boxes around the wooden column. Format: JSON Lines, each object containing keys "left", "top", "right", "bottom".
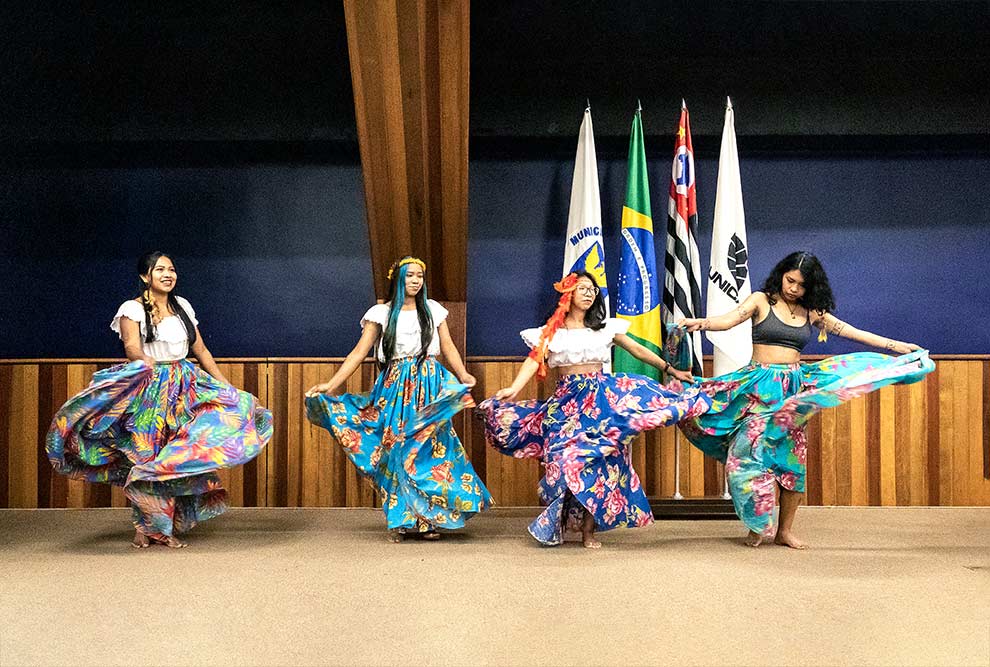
{"left": 344, "top": 0, "right": 470, "bottom": 350}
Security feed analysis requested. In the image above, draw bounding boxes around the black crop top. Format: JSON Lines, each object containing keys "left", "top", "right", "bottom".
{"left": 751, "top": 307, "right": 813, "bottom": 352}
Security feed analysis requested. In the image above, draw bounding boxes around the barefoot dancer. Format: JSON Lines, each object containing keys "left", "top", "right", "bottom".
{"left": 478, "top": 272, "right": 710, "bottom": 548}
{"left": 46, "top": 251, "right": 273, "bottom": 548}
{"left": 305, "top": 257, "right": 491, "bottom": 541}
{"left": 679, "top": 251, "right": 933, "bottom": 549}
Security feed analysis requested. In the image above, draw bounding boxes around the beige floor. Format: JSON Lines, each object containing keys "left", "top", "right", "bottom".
{"left": 1, "top": 507, "right": 988, "bottom": 667}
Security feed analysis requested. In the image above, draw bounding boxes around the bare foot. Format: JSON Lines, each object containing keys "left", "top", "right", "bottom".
{"left": 131, "top": 530, "right": 150, "bottom": 549}
{"left": 582, "top": 535, "right": 602, "bottom": 549}
{"left": 580, "top": 512, "right": 601, "bottom": 549}
{"left": 745, "top": 531, "right": 766, "bottom": 548}
{"left": 387, "top": 530, "right": 404, "bottom": 543}
{"left": 773, "top": 531, "right": 808, "bottom": 550}
{"left": 152, "top": 535, "right": 187, "bottom": 549}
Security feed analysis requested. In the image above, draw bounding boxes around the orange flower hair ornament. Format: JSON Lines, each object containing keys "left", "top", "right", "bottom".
{"left": 528, "top": 273, "right": 581, "bottom": 379}
{"left": 387, "top": 257, "right": 426, "bottom": 281}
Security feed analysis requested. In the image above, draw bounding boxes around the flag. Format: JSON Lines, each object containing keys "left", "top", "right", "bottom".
{"left": 563, "top": 106, "right": 608, "bottom": 313}
{"left": 663, "top": 100, "right": 704, "bottom": 376}
{"left": 614, "top": 106, "right": 663, "bottom": 380}
{"left": 707, "top": 97, "right": 752, "bottom": 376}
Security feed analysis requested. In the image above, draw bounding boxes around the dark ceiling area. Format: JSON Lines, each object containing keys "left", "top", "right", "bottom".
{"left": 0, "top": 1, "right": 985, "bottom": 149}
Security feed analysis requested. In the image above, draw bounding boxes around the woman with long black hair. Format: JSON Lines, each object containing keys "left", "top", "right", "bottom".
{"left": 304, "top": 256, "right": 491, "bottom": 541}
{"left": 679, "top": 251, "right": 933, "bottom": 548}
{"left": 46, "top": 251, "right": 273, "bottom": 548}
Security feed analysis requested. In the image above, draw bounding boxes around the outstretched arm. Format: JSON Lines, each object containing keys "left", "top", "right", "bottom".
{"left": 811, "top": 312, "right": 920, "bottom": 354}
{"left": 493, "top": 357, "right": 541, "bottom": 401}
{"left": 613, "top": 334, "right": 695, "bottom": 383}
{"left": 189, "top": 327, "right": 229, "bottom": 384}
{"left": 305, "top": 324, "right": 382, "bottom": 396}
{"left": 679, "top": 292, "right": 764, "bottom": 333}
{"left": 437, "top": 321, "right": 476, "bottom": 387}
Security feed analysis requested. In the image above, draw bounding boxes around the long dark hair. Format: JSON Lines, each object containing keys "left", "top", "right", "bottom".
{"left": 137, "top": 251, "right": 198, "bottom": 346}
{"left": 543, "top": 270, "right": 606, "bottom": 330}
{"left": 761, "top": 251, "right": 837, "bottom": 314}
{"left": 381, "top": 258, "right": 433, "bottom": 367}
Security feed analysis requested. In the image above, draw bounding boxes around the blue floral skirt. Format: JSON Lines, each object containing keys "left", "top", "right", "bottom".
{"left": 479, "top": 373, "right": 712, "bottom": 545}
{"left": 305, "top": 357, "right": 492, "bottom": 531}
{"left": 681, "top": 350, "right": 935, "bottom": 536}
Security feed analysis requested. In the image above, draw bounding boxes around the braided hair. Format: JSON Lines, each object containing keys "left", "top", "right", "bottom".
{"left": 136, "top": 251, "right": 198, "bottom": 347}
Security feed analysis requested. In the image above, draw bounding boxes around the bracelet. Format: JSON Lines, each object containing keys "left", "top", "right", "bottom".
{"left": 701, "top": 318, "right": 710, "bottom": 331}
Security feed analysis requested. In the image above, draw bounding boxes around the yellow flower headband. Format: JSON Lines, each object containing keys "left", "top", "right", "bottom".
{"left": 387, "top": 257, "right": 426, "bottom": 280}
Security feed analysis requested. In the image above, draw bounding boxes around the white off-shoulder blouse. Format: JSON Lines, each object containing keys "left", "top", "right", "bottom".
{"left": 519, "top": 318, "right": 630, "bottom": 368}
{"left": 361, "top": 299, "right": 448, "bottom": 363}
{"left": 110, "top": 296, "right": 198, "bottom": 362}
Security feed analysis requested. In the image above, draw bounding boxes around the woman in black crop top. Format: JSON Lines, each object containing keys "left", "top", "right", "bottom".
{"left": 676, "top": 252, "right": 932, "bottom": 549}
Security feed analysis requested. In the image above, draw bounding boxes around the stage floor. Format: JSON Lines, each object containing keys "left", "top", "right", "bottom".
{"left": 2, "top": 507, "right": 988, "bottom": 667}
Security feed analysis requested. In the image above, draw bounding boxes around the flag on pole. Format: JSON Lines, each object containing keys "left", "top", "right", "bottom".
{"left": 614, "top": 105, "right": 663, "bottom": 380}
{"left": 563, "top": 105, "right": 608, "bottom": 314}
{"left": 663, "top": 100, "right": 704, "bottom": 376}
{"left": 707, "top": 97, "right": 752, "bottom": 376}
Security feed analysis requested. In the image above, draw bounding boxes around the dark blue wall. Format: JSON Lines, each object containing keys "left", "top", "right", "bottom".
{"left": 1, "top": 149, "right": 988, "bottom": 358}
{"left": 467, "top": 150, "right": 990, "bottom": 356}
{"left": 0, "top": 162, "right": 373, "bottom": 357}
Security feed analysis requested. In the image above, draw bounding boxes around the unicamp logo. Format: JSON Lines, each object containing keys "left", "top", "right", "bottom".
{"left": 710, "top": 233, "right": 749, "bottom": 303}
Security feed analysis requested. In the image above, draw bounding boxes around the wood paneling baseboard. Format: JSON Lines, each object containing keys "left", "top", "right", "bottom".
{"left": 2, "top": 356, "right": 987, "bottom": 509}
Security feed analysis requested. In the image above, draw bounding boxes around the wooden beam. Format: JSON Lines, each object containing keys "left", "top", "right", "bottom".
{"left": 343, "top": 0, "right": 470, "bottom": 307}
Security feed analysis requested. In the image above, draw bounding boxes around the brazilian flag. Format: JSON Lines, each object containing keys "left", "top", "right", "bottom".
{"left": 614, "top": 108, "right": 663, "bottom": 380}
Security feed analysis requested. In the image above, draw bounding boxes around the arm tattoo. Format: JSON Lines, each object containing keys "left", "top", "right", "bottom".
{"left": 736, "top": 305, "right": 750, "bottom": 323}
{"left": 884, "top": 338, "right": 896, "bottom": 351}
{"left": 831, "top": 321, "right": 845, "bottom": 335}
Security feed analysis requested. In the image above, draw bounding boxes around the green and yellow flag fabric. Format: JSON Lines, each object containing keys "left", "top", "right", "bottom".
{"left": 614, "top": 108, "right": 663, "bottom": 380}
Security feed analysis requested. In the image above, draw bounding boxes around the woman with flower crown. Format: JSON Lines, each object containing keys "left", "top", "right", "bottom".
{"left": 477, "top": 271, "right": 712, "bottom": 548}
{"left": 305, "top": 256, "right": 492, "bottom": 541}
{"left": 46, "top": 251, "right": 273, "bottom": 548}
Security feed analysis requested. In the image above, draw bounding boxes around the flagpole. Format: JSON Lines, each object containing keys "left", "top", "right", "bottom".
{"left": 673, "top": 430, "right": 684, "bottom": 501}
{"left": 722, "top": 465, "right": 731, "bottom": 500}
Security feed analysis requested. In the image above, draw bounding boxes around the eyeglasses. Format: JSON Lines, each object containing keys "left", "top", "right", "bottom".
{"left": 575, "top": 286, "right": 600, "bottom": 296}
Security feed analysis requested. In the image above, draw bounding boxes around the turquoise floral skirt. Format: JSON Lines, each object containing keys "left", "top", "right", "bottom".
{"left": 681, "top": 350, "right": 935, "bottom": 536}
{"left": 305, "top": 357, "right": 492, "bottom": 531}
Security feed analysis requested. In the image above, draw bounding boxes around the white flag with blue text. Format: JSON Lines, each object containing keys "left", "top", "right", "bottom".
{"left": 563, "top": 107, "right": 609, "bottom": 314}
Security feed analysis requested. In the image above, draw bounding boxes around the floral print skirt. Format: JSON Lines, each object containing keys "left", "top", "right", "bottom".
{"left": 305, "top": 357, "right": 492, "bottom": 531}
{"left": 681, "top": 350, "right": 935, "bottom": 536}
{"left": 46, "top": 360, "right": 273, "bottom": 539}
{"left": 479, "top": 372, "right": 712, "bottom": 545}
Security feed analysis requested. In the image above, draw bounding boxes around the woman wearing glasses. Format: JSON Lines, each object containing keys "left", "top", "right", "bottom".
{"left": 477, "top": 271, "right": 711, "bottom": 548}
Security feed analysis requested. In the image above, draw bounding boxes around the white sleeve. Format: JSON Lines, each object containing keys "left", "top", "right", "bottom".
{"left": 606, "top": 318, "right": 631, "bottom": 337}
{"left": 360, "top": 304, "right": 390, "bottom": 328}
{"left": 174, "top": 296, "right": 199, "bottom": 326}
{"left": 519, "top": 327, "right": 544, "bottom": 350}
{"left": 428, "top": 299, "right": 449, "bottom": 325}
{"left": 110, "top": 300, "right": 147, "bottom": 339}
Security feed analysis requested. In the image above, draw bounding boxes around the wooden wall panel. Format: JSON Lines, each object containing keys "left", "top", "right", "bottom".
{"left": 2, "top": 356, "right": 989, "bottom": 510}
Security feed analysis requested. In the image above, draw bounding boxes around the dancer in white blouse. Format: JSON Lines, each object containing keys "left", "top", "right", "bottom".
{"left": 478, "top": 271, "right": 711, "bottom": 548}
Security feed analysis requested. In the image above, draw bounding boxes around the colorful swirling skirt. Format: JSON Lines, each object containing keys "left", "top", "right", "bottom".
{"left": 46, "top": 359, "right": 273, "bottom": 539}
{"left": 681, "top": 350, "right": 935, "bottom": 536}
{"left": 478, "top": 373, "right": 712, "bottom": 545}
{"left": 305, "top": 357, "right": 492, "bottom": 532}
